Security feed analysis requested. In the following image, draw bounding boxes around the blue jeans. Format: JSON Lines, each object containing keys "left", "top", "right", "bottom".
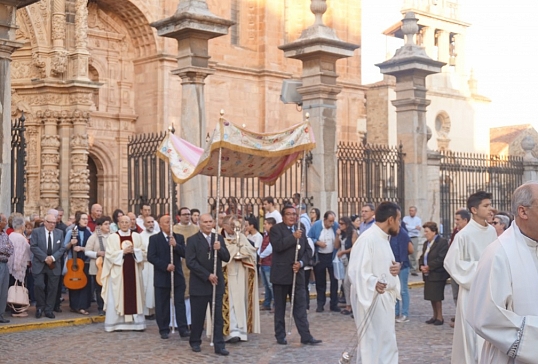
{"left": 260, "top": 265, "right": 273, "bottom": 308}
{"left": 395, "top": 266, "right": 410, "bottom": 317}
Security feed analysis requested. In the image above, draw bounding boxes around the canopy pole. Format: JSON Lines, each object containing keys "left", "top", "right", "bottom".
{"left": 168, "top": 123, "right": 176, "bottom": 334}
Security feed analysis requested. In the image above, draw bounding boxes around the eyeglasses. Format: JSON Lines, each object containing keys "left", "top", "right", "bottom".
{"left": 45, "top": 220, "right": 56, "bottom": 224}
{"left": 491, "top": 221, "right": 499, "bottom": 225}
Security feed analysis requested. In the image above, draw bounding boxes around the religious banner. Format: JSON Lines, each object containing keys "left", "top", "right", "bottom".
{"left": 156, "top": 118, "right": 316, "bottom": 185}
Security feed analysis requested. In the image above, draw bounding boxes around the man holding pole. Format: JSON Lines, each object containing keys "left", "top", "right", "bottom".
{"left": 269, "top": 205, "right": 321, "bottom": 346}
{"left": 147, "top": 214, "right": 189, "bottom": 340}
{"left": 186, "top": 213, "right": 230, "bottom": 355}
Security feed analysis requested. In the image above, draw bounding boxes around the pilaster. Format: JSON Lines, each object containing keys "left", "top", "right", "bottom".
{"left": 38, "top": 110, "right": 61, "bottom": 215}
{"left": 69, "top": 109, "right": 90, "bottom": 214}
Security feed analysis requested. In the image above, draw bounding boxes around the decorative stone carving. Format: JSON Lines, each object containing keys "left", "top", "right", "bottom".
{"left": 70, "top": 198, "right": 88, "bottom": 215}
{"left": 30, "top": 94, "right": 63, "bottom": 106}
{"left": 51, "top": 51, "right": 68, "bottom": 75}
{"left": 52, "top": 14, "right": 66, "bottom": 40}
{"left": 32, "top": 52, "right": 46, "bottom": 78}
{"left": 75, "top": 0, "right": 89, "bottom": 50}
{"left": 40, "top": 197, "right": 59, "bottom": 212}
{"left": 69, "top": 170, "right": 90, "bottom": 191}
{"left": 69, "top": 92, "right": 93, "bottom": 105}
{"left": 521, "top": 136, "right": 538, "bottom": 162}
{"left": 40, "top": 169, "right": 60, "bottom": 191}
{"left": 41, "top": 134, "right": 61, "bottom": 148}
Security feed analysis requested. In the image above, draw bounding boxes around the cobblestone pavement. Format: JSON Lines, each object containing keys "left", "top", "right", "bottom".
{"left": 1, "top": 284, "right": 454, "bottom": 364}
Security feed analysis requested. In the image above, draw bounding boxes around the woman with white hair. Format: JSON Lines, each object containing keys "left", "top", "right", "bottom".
{"left": 8, "top": 215, "right": 31, "bottom": 317}
{"left": 492, "top": 214, "right": 510, "bottom": 236}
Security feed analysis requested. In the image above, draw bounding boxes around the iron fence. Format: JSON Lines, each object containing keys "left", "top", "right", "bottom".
{"left": 127, "top": 131, "right": 177, "bottom": 217}
{"left": 337, "top": 141, "right": 405, "bottom": 216}
{"left": 11, "top": 113, "right": 26, "bottom": 214}
{"left": 439, "top": 151, "right": 524, "bottom": 237}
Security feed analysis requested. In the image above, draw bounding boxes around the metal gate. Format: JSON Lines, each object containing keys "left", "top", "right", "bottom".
{"left": 11, "top": 113, "right": 27, "bottom": 214}
{"left": 337, "top": 141, "right": 405, "bottom": 216}
{"left": 127, "top": 131, "right": 177, "bottom": 217}
{"left": 439, "top": 151, "right": 524, "bottom": 237}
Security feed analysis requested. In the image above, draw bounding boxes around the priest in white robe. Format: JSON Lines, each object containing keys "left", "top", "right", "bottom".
{"left": 443, "top": 191, "right": 497, "bottom": 364}
{"left": 220, "top": 215, "right": 260, "bottom": 342}
{"left": 140, "top": 215, "right": 157, "bottom": 317}
{"left": 467, "top": 181, "right": 538, "bottom": 364}
{"left": 101, "top": 215, "right": 146, "bottom": 332}
{"left": 348, "top": 202, "right": 401, "bottom": 364}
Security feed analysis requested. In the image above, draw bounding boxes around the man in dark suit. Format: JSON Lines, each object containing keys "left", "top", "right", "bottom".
{"left": 147, "top": 214, "right": 190, "bottom": 340}
{"left": 269, "top": 205, "right": 321, "bottom": 346}
{"left": 186, "top": 213, "right": 230, "bottom": 356}
{"left": 30, "top": 213, "right": 66, "bottom": 319}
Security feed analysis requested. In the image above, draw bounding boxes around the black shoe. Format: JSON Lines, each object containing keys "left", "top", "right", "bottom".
{"left": 433, "top": 319, "right": 444, "bottom": 326}
{"left": 227, "top": 336, "right": 240, "bottom": 343}
{"left": 180, "top": 330, "right": 190, "bottom": 338}
{"left": 276, "top": 338, "right": 287, "bottom": 345}
{"left": 35, "top": 309, "right": 43, "bottom": 319}
{"left": 98, "top": 310, "right": 105, "bottom": 316}
{"left": 53, "top": 306, "right": 62, "bottom": 313}
{"left": 191, "top": 345, "right": 201, "bottom": 353}
{"left": 330, "top": 307, "right": 341, "bottom": 313}
{"left": 215, "top": 349, "right": 229, "bottom": 356}
{"left": 301, "top": 338, "right": 322, "bottom": 345}
{"left": 425, "top": 318, "right": 436, "bottom": 324}
{"left": 160, "top": 333, "right": 169, "bottom": 339}
{"left": 145, "top": 314, "right": 155, "bottom": 320}
{"left": 411, "top": 272, "right": 419, "bottom": 276}
{"left": 45, "top": 312, "right": 55, "bottom": 319}
{"left": 0, "top": 316, "right": 10, "bottom": 323}
{"left": 316, "top": 306, "right": 324, "bottom": 313}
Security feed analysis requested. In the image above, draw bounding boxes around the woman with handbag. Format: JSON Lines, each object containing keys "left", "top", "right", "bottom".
{"left": 419, "top": 221, "right": 450, "bottom": 326}
{"left": 334, "top": 216, "right": 358, "bottom": 315}
{"left": 7, "top": 216, "right": 31, "bottom": 317}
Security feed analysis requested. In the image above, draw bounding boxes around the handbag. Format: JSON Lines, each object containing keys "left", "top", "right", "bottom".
{"left": 332, "top": 256, "right": 346, "bottom": 280}
{"left": 7, "top": 280, "right": 30, "bottom": 313}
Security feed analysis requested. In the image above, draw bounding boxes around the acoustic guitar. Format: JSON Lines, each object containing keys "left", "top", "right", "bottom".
{"left": 64, "top": 226, "right": 88, "bottom": 290}
{"left": 95, "top": 228, "right": 105, "bottom": 286}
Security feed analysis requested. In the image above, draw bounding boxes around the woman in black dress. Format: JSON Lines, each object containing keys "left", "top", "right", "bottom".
{"left": 419, "top": 221, "right": 449, "bottom": 326}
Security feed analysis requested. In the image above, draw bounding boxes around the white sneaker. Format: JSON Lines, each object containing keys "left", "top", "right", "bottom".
{"left": 396, "top": 315, "right": 409, "bottom": 323}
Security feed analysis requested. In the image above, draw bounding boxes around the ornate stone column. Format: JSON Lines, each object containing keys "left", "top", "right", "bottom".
{"left": 0, "top": 0, "right": 38, "bottom": 213}
{"left": 279, "top": 0, "right": 358, "bottom": 214}
{"left": 69, "top": 0, "right": 90, "bottom": 81}
{"left": 151, "top": 0, "right": 234, "bottom": 210}
{"left": 69, "top": 110, "right": 90, "bottom": 214}
{"left": 58, "top": 110, "right": 71, "bottom": 209}
{"left": 377, "top": 12, "right": 444, "bottom": 218}
{"left": 51, "top": 0, "right": 68, "bottom": 77}
{"left": 38, "top": 110, "right": 61, "bottom": 215}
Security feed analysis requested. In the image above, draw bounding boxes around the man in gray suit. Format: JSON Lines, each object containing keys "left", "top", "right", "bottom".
{"left": 30, "top": 213, "right": 66, "bottom": 318}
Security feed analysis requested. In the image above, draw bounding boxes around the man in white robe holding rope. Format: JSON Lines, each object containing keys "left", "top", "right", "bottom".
{"left": 348, "top": 201, "right": 402, "bottom": 364}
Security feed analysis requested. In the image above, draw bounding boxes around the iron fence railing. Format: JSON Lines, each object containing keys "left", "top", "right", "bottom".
{"left": 11, "top": 113, "right": 27, "bottom": 214}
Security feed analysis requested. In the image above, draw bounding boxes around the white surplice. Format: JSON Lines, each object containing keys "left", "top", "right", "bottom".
{"left": 466, "top": 223, "right": 538, "bottom": 364}
{"left": 443, "top": 218, "right": 497, "bottom": 364}
{"left": 348, "top": 224, "right": 400, "bottom": 364}
{"left": 139, "top": 230, "right": 157, "bottom": 316}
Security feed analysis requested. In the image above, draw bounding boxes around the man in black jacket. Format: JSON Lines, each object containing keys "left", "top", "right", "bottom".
{"left": 147, "top": 214, "right": 189, "bottom": 340}
{"left": 269, "top": 205, "right": 321, "bottom": 346}
{"left": 186, "top": 213, "right": 231, "bottom": 356}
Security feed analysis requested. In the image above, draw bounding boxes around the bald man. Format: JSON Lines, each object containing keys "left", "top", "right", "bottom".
{"left": 88, "top": 204, "right": 103, "bottom": 232}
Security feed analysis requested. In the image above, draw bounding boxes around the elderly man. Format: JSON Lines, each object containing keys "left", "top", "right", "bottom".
{"left": 136, "top": 204, "right": 160, "bottom": 233}
{"left": 403, "top": 206, "right": 422, "bottom": 275}
{"left": 140, "top": 215, "right": 157, "bottom": 318}
{"left": 307, "top": 211, "right": 340, "bottom": 312}
{"left": 87, "top": 204, "right": 103, "bottom": 232}
{"left": 0, "top": 214, "right": 13, "bottom": 323}
{"left": 492, "top": 214, "right": 510, "bottom": 236}
{"left": 467, "top": 181, "right": 538, "bottom": 363}
{"left": 359, "top": 203, "right": 375, "bottom": 233}
{"left": 30, "top": 213, "right": 66, "bottom": 319}
{"left": 101, "top": 215, "right": 146, "bottom": 332}
{"left": 221, "top": 215, "right": 260, "bottom": 342}
{"left": 127, "top": 212, "right": 142, "bottom": 233}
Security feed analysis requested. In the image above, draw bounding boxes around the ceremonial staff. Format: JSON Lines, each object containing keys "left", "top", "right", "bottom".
{"left": 210, "top": 146, "right": 223, "bottom": 347}
{"left": 288, "top": 114, "right": 309, "bottom": 335}
{"left": 168, "top": 122, "right": 176, "bottom": 334}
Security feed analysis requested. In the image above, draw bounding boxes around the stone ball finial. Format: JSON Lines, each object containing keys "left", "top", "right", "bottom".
{"left": 401, "top": 12, "right": 419, "bottom": 46}
{"left": 521, "top": 135, "right": 538, "bottom": 161}
{"left": 310, "top": 0, "right": 328, "bottom": 26}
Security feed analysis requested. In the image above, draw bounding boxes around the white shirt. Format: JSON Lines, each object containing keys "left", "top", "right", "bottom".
{"left": 318, "top": 227, "right": 335, "bottom": 254}
{"left": 246, "top": 231, "right": 263, "bottom": 249}
{"left": 265, "top": 210, "right": 282, "bottom": 224}
{"left": 402, "top": 215, "right": 422, "bottom": 237}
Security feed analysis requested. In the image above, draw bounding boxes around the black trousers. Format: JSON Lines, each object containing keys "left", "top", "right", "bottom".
{"left": 273, "top": 280, "right": 313, "bottom": 342}
{"left": 91, "top": 275, "right": 104, "bottom": 311}
{"left": 314, "top": 253, "right": 338, "bottom": 309}
{"left": 189, "top": 294, "right": 225, "bottom": 351}
{"left": 155, "top": 285, "right": 188, "bottom": 335}
{"left": 34, "top": 267, "right": 60, "bottom": 313}
{"left": 304, "top": 269, "right": 312, "bottom": 310}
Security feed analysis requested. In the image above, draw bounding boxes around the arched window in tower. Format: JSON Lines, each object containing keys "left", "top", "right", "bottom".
{"left": 435, "top": 112, "right": 451, "bottom": 151}
{"left": 88, "top": 65, "right": 99, "bottom": 111}
{"left": 231, "top": 0, "right": 241, "bottom": 45}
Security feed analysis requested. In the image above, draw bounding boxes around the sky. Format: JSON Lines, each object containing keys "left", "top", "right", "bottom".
{"left": 361, "top": 0, "right": 538, "bottom": 129}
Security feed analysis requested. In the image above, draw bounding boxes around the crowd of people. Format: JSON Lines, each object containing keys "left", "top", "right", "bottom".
{"left": 0, "top": 182, "right": 537, "bottom": 363}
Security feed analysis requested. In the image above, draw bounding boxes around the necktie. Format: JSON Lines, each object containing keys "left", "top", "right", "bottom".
{"left": 206, "top": 234, "right": 211, "bottom": 248}
{"left": 47, "top": 232, "right": 52, "bottom": 256}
